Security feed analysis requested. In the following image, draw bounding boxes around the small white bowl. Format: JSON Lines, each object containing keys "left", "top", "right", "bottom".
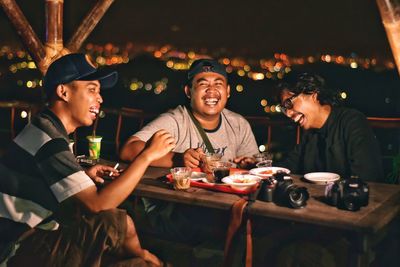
{"left": 222, "top": 174, "right": 261, "bottom": 190}
{"left": 249, "top": 167, "right": 291, "bottom": 179}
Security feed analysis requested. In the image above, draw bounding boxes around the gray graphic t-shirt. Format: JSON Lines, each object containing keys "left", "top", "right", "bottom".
{"left": 133, "top": 105, "right": 258, "bottom": 161}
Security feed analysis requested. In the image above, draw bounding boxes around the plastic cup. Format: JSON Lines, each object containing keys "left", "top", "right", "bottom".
{"left": 213, "top": 161, "right": 232, "bottom": 183}
{"left": 253, "top": 152, "right": 273, "bottom": 163}
{"left": 256, "top": 159, "right": 273, "bottom": 168}
{"left": 87, "top": 136, "right": 102, "bottom": 160}
{"left": 170, "top": 167, "right": 192, "bottom": 190}
{"left": 200, "top": 152, "right": 222, "bottom": 173}
{"left": 200, "top": 152, "right": 223, "bottom": 182}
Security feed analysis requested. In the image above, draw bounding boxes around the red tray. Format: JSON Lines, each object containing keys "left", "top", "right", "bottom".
{"left": 166, "top": 168, "right": 258, "bottom": 195}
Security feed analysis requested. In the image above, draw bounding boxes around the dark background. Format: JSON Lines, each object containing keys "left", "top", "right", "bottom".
{"left": 0, "top": 0, "right": 393, "bottom": 58}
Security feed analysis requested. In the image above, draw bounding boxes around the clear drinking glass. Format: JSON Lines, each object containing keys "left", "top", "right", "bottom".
{"left": 170, "top": 167, "right": 192, "bottom": 190}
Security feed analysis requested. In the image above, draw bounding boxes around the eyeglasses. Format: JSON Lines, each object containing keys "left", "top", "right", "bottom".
{"left": 279, "top": 94, "right": 299, "bottom": 114}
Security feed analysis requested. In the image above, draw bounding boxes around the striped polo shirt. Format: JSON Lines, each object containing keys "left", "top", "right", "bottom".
{"left": 0, "top": 109, "right": 95, "bottom": 231}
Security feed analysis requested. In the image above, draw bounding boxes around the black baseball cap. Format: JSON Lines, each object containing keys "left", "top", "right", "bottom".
{"left": 187, "top": 59, "right": 227, "bottom": 84}
{"left": 43, "top": 53, "right": 118, "bottom": 98}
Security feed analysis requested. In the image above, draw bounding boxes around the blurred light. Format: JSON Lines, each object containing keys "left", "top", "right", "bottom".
{"left": 222, "top": 58, "right": 230, "bottom": 65}
{"left": 20, "top": 111, "right": 28, "bottom": 119}
{"left": 253, "top": 73, "right": 265, "bottom": 80}
{"left": 145, "top": 83, "right": 152, "bottom": 91}
{"left": 270, "top": 105, "right": 276, "bottom": 112}
{"left": 259, "top": 145, "right": 266, "bottom": 152}
{"left": 236, "top": 84, "right": 244, "bottom": 92}
{"left": 264, "top": 106, "right": 271, "bottom": 113}
{"left": 9, "top": 65, "right": 17, "bottom": 73}
{"left": 130, "top": 83, "right": 139, "bottom": 91}
{"left": 244, "top": 65, "right": 250, "bottom": 72}
{"left": 237, "top": 70, "right": 245, "bottom": 76}
{"left": 96, "top": 56, "right": 106, "bottom": 65}
{"left": 154, "top": 51, "right": 162, "bottom": 58}
{"left": 340, "top": 92, "right": 347, "bottom": 99}
{"left": 188, "top": 51, "right": 195, "bottom": 59}
{"left": 336, "top": 56, "right": 344, "bottom": 64}
{"left": 350, "top": 62, "right": 358, "bottom": 68}
{"left": 28, "top": 61, "right": 36, "bottom": 69}
{"left": 26, "top": 81, "right": 33, "bottom": 88}
{"left": 166, "top": 60, "right": 174, "bottom": 68}
{"left": 17, "top": 80, "right": 23, "bottom": 86}
{"left": 260, "top": 99, "right": 268, "bottom": 106}
{"left": 325, "top": 55, "right": 331, "bottom": 62}
{"left": 276, "top": 105, "right": 282, "bottom": 112}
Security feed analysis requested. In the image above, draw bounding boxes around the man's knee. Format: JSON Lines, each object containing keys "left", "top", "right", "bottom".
{"left": 125, "top": 214, "right": 138, "bottom": 238}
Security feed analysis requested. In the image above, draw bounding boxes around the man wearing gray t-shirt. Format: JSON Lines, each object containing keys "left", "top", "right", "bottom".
{"left": 119, "top": 59, "right": 259, "bottom": 246}
{"left": 120, "top": 58, "right": 259, "bottom": 168}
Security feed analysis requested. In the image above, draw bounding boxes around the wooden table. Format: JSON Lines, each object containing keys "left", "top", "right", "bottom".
{"left": 128, "top": 166, "right": 400, "bottom": 267}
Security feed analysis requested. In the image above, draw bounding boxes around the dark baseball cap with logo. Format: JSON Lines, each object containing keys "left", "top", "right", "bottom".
{"left": 187, "top": 59, "right": 227, "bottom": 85}
{"left": 43, "top": 53, "right": 118, "bottom": 99}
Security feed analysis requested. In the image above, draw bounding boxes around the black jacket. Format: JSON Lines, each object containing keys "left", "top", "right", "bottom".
{"left": 281, "top": 107, "right": 383, "bottom": 182}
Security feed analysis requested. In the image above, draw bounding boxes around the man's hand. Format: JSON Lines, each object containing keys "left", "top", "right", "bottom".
{"left": 142, "top": 129, "right": 176, "bottom": 163}
{"left": 233, "top": 156, "right": 256, "bottom": 169}
{"left": 182, "top": 148, "right": 204, "bottom": 168}
{"left": 85, "top": 164, "right": 120, "bottom": 184}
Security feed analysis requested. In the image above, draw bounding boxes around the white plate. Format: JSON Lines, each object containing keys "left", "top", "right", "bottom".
{"left": 222, "top": 174, "right": 261, "bottom": 190}
{"left": 304, "top": 172, "right": 340, "bottom": 185}
{"left": 190, "top": 171, "right": 207, "bottom": 181}
{"left": 249, "top": 167, "right": 291, "bottom": 178}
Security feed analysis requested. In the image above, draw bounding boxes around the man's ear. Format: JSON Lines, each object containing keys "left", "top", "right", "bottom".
{"left": 227, "top": 85, "right": 231, "bottom": 98}
{"left": 311, "top": 92, "right": 319, "bottom": 102}
{"left": 55, "top": 84, "right": 68, "bottom": 101}
{"left": 184, "top": 85, "right": 191, "bottom": 99}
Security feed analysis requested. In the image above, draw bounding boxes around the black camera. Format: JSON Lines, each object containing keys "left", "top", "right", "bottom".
{"left": 325, "top": 177, "right": 369, "bottom": 211}
{"left": 258, "top": 172, "right": 309, "bottom": 209}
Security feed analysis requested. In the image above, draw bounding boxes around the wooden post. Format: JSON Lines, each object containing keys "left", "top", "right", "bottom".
{"left": 43, "top": 0, "right": 70, "bottom": 72}
{"left": 0, "top": 0, "right": 46, "bottom": 73}
{"left": 1, "top": 0, "right": 115, "bottom": 74}
{"left": 66, "top": 0, "right": 115, "bottom": 52}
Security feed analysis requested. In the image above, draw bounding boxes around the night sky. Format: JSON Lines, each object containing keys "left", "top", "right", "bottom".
{"left": 0, "top": 0, "right": 392, "bottom": 59}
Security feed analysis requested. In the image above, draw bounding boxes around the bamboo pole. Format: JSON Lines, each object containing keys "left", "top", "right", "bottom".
{"left": 376, "top": 0, "right": 400, "bottom": 76}
{"left": 0, "top": 0, "right": 46, "bottom": 73}
{"left": 43, "top": 0, "right": 70, "bottom": 72}
{"left": 66, "top": 0, "right": 115, "bottom": 52}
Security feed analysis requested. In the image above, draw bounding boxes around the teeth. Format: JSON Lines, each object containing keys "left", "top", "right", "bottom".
{"left": 204, "top": 98, "right": 218, "bottom": 105}
{"left": 89, "top": 107, "right": 99, "bottom": 114}
{"left": 293, "top": 114, "right": 304, "bottom": 124}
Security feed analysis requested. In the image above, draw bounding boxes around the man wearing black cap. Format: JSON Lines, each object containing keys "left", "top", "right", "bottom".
{"left": 0, "top": 53, "right": 175, "bottom": 266}
{"left": 120, "top": 58, "right": 258, "bottom": 167}
{"left": 119, "top": 59, "right": 258, "bottom": 247}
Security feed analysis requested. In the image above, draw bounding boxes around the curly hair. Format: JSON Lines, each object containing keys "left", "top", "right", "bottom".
{"left": 277, "top": 73, "right": 340, "bottom": 106}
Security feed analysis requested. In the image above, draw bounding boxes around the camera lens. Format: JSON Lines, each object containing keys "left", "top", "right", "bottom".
{"left": 287, "top": 186, "right": 309, "bottom": 208}
{"left": 342, "top": 193, "right": 361, "bottom": 211}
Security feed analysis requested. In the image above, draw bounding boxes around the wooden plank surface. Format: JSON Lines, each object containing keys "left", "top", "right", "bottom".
{"left": 248, "top": 176, "right": 400, "bottom": 233}
{"left": 133, "top": 167, "right": 400, "bottom": 234}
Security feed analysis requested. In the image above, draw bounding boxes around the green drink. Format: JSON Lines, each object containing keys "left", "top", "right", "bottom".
{"left": 87, "top": 136, "right": 102, "bottom": 160}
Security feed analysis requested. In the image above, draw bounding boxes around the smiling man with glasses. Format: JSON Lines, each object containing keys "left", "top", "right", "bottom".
{"left": 276, "top": 73, "right": 383, "bottom": 182}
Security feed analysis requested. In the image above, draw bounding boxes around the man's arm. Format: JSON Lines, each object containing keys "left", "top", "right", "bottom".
{"left": 120, "top": 136, "right": 181, "bottom": 167}
{"left": 72, "top": 130, "right": 176, "bottom": 213}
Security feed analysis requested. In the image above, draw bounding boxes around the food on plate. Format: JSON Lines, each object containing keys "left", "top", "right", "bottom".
{"left": 260, "top": 169, "right": 273, "bottom": 175}
{"left": 232, "top": 177, "right": 254, "bottom": 183}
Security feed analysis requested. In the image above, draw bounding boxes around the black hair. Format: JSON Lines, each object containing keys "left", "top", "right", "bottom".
{"left": 276, "top": 73, "right": 340, "bottom": 106}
